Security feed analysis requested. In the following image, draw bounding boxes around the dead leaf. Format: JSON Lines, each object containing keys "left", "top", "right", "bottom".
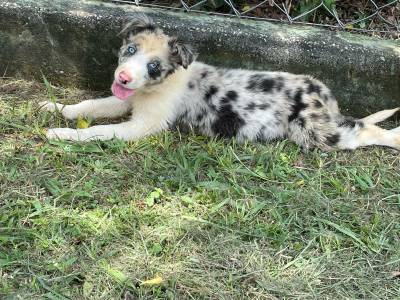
{"left": 140, "top": 275, "right": 164, "bottom": 286}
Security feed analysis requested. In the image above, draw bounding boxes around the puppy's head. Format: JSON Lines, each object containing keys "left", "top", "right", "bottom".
{"left": 111, "top": 14, "right": 195, "bottom": 100}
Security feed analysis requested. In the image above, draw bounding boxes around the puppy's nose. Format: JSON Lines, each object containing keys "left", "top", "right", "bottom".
{"left": 118, "top": 71, "right": 132, "bottom": 85}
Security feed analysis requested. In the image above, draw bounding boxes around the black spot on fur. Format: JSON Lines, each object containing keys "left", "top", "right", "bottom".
{"left": 138, "top": 25, "right": 156, "bottom": 33}
{"left": 260, "top": 79, "right": 275, "bottom": 93}
{"left": 201, "top": 71, "right": 208, "bottom": 79}
{"left": 256, "top": 125, "right": 266, "bottom": 141}
{"left": 322, "top": 92, "right": 334, "bottom": 102}
{"left": 204, "top": 86, "right": 218, "bottom": 103}
{"left": 212, "top": 104, "right": 245, "bottom": 138}
{"left": 314, "top": 99, "right": 323, "bottom": 108}
{"left": 247, "top": 74, "right": 265, "bottom": 90}
{"left": 288, "top": 88, "right": 307, "bottom": 122}
{"left": 326, "top": 133, "right": 340, "bottom": 146}
{"left": 275, "top": 76, "right": 285, "bottom": 91}
{"left": 204, "top": 86, "right": 218, "bottom": 111}
{"left": 306, "top": 81, "right": 321, "bottom": 95}
{"left": 338, "top": 117, "right": 364, "bottom": 128}
{"left": 298, "top": 117, "right": 306, "bottom": 128}
{"left": 246, "top": 75, "right": 276, "bottom": 93}
{"left": 196, "top": 108, "right": 207, "bottom": 122}
{"left": 122, "top": 19, "right": 157, "bottom": 37}
{"left": 220, "top": 91, "right": 238, "bottom": 104}
{"left": 188, "top": 81, "right": 195, "bottom": 89}
{"left": 246, "top": 102, "right": 256, "bottom": 111}
{"left": 258, "top": 103, "right": 270, "bottom": 110}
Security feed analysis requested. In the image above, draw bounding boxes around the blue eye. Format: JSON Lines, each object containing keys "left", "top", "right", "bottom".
{"left": 127, "top": 45, "right": 137, "bottom": 54}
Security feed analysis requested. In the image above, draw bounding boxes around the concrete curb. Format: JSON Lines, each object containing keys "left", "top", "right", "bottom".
{"left": 0, "top": 0, "right": 399, "bottom": 115}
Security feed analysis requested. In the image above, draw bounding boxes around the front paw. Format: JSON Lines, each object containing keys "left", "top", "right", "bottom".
{"left": 39, "top": 101, "right": 64, "bottom": 113}
{"left": 46, "top": 128, "right": 80, "bottom": 141}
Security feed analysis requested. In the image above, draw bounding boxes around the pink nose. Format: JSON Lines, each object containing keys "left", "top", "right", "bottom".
{"left": 118, "top": 71, "right": 132, "bottom": 84}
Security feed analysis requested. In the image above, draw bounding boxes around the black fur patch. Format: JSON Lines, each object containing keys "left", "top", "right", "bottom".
{"left": 196, "top": 108, "right": 207, "bottom": 122}
{"left": 275, "top": 76, "right": 285, "bottom": 92}
{"left": 288, "top": 88, "right": 307, "bottom": 122}
{"left": 135, "top": 25, "right": 156, "bottom": 34}
{"left": 246, "top": 102, "right": 256, "bottom": 111}
{"left": 310, "top": 113, "right": 330, "bottom": 122}
{"left": 212, "top": 104, "right": 245, "bottom": 138}
{"left": 220, "top": 90, "right": 238, "bottom": 104}
{"left": 260, "top": 79, "right": 275, "bottom": 93}
{"left": 204, "top": 85, "right": 218, "bottom": 111}
{"left": 247, "top": 74, "right": 263, "bottom": 90}
{"left": 125, "top": 25, "right": 157, "bottom": 37}
{"left": 247, "top": 75, "right": 276, "bottom": 93}
{"left": 188, "top": 81, "right": 195, "bottom": 89}
{"left": 314, "top": 99, "right": 323, "bottom": 108}
{"left": 204, "top": 86, "right": 218, "bottom": 102}
{"left": 338, "top": 117, "right": 364, "bottom": 128}
{"left": 326, "top": 133, "right": 340, "bottom": 146}
{"left": 258, "top": 103, "right": 270, "bottom": 110}
{"left": 298, "top": 117, "right": 306, "bottom": 128}
{"left": 201, "top": 71, "right": 208, "bottom": 79}
{"left": 256, "top": 125, "right": 266, "bottom": 141}
{"left": 245, "top": 102, "right": 270, "bottom": 112}
{"left": 307, "top": 82, "right": 321, "bottom": 95}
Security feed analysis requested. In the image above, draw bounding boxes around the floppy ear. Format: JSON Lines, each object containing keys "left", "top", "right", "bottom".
{"left": 168, "top": 37, "right": 196, "bottom": 69}
{"left": 119, "top": 13, "right": 158, "bottom": 39}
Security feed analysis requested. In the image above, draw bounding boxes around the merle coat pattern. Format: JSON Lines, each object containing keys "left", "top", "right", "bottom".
{"left": 40, "top": 14, "right": 400, "bottom": 151}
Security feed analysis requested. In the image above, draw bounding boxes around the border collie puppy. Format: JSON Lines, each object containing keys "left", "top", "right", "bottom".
{"left": 40, "top": 14, "right": 400, "bottom": 151}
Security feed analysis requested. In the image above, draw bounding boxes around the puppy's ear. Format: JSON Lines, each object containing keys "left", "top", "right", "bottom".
{"left": 119, "top": 13, "right": 157, "bottom": 39}
{"left": 168, "top": 37, "right": 196, "bottom": 69}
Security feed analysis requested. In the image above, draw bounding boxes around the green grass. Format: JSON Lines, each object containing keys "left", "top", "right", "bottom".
{"left": 1, "top": 78, "right": 400, "bottom": 299}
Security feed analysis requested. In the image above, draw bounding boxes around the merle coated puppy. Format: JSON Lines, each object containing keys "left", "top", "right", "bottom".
{"left": 40, "top": 14, "right": 400, "bottom": 151}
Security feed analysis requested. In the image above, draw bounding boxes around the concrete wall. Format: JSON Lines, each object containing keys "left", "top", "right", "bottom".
{"left": 0, "top": 0, "right": 399, "bottom": 116}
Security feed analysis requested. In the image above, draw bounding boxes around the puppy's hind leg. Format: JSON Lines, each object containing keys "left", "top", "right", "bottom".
{"left": 336, "top": 108, "right": 400, "bottom": 150}
{"left": 338, "top": 123, "right": 400, "bottom": 151}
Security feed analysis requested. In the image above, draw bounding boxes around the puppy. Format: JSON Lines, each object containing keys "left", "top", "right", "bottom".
{"left": 40, "top": 14, "right": 400, "bottom": 151}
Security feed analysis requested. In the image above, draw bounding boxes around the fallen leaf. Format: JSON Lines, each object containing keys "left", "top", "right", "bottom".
{"left": 140, "top": 275, "right": 164, "bottom": 286}
{"left": 76, "top": 116, "right": 90, "bottom": 129}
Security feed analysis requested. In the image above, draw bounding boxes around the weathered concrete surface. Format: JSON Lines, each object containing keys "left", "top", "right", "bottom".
{"left": 0, "top": 0, "right": 399, "bottom": 116}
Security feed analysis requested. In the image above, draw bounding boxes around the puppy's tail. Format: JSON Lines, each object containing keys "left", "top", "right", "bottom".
{"left": 360, "top": 107, "right": 399, "bottom": 125}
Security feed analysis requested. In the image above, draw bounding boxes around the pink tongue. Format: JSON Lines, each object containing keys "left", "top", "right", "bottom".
{"left": 111, "top": 82, "right": 135, "bottom": 100}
